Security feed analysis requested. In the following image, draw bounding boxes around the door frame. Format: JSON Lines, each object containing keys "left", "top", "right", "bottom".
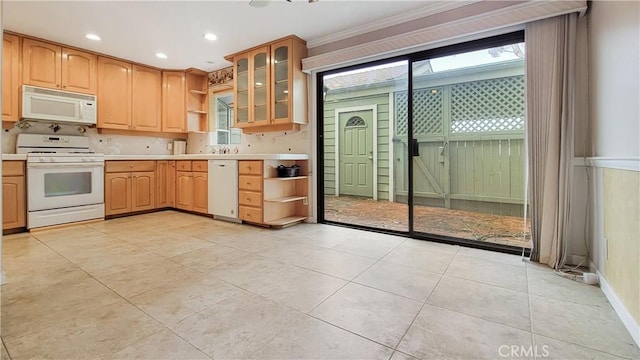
{"left": 334, "top": 105, "right": 378, "bottom": 200}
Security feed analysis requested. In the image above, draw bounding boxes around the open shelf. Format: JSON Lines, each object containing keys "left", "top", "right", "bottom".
{"left": 264, "top": 196, "right": 307, "bottom": 203}
{"left": 187, "top": 109, "right": 207, "bottom": 114}
{"left": 189, "top": 89, "right": 207, "bottom": 95}
{"left": 264, "top": 215, "right": 307, "bottom": 227}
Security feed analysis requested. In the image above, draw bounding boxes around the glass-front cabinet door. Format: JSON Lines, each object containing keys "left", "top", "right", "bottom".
{"left": 234, "top": 54, "right": 249, "bottom": 127}
{"left": 251, "top": 46, "right": 270, "bottom": 126}
{"left": 271, "top": 40, "right": 290, "bottom": 123}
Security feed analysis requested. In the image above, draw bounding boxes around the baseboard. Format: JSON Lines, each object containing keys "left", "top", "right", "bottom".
{"left": 591, "top": 261, "right": 640, "bottom": 347}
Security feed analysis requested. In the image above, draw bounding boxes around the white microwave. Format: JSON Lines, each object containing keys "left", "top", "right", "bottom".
{"left": 22, "top": 85, "right": 97, "bottom": 125}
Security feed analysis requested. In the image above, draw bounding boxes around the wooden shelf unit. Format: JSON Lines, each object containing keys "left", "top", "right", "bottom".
{"left": 262, "top": 160, "right": 309, "bottom": 227}
{"left": 186, "top": 69, "right": 209, "bottom": 132}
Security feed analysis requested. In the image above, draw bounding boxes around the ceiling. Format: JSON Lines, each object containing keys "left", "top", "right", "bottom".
{"left": 3, "top": 0, "right": 441, "bottom": 72}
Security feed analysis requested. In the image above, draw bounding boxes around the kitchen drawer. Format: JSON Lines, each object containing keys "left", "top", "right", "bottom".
{"left": 192, "top": 160, "right": 208, "bottom": 172}
{"left": 176, "top": 160, "right": 192, "bottom": 171}
{"left": 239, "top": 190, "right": 262, "bottom": 207}
{"left": 238, "top": 175, "right": 262, "bottom": 192}
{"left": 2, "top": 161, "right": 25, "bottom": 176}
{"left": 239, "top": 206, "right": 263, "bottom": 223}
{"left": 105, "top": 161, "right": 155, "bottom": 173}
{"left": 238, "top": 160, "right": 263, "bottom": 175}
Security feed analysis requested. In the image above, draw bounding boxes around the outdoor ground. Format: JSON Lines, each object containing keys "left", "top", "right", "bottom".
{"left": 325, "top": 195, "right": 531, "bottom": 249}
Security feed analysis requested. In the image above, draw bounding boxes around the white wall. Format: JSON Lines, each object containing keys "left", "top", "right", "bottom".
{"left": 589, "top": 0, "right": 640, "bottom": 157}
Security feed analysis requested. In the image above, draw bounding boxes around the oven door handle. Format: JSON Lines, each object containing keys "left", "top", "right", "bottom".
{"left": 27, "top": 162, "right": 104, "bottom": 169}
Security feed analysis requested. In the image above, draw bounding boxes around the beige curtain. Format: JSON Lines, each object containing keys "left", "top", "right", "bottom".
{"left": 525, "top": 14, "right": 578, "bottom": 268}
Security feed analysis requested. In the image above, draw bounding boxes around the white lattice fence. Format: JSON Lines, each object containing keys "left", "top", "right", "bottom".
{"left": 394, "top": 87, "right": 443, "bottom": 136}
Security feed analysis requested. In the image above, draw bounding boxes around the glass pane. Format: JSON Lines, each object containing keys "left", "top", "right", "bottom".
{"left": 236, "top": 58, "right": 249, "bottom": 124}
{"left": 217, "top": 130, "right": 229, "bottom": 145}
{"left": 410, "top": 41, "right": 530, "bottom": 249}
{"left": 253, "top": 51, "right": 268, "bottom": 122}
{"left": 322, "top": 60, "right": 409, "bottom": 232}
{"left": 274, "top": 46, "right": 289, "bottom": 120}
{"left": 45, "top": 172, "right": 91, "bottom": 197}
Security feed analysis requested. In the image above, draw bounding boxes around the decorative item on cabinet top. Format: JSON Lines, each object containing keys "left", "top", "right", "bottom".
{"left": 208, "top": 67, "right": 233, "bottom": 91}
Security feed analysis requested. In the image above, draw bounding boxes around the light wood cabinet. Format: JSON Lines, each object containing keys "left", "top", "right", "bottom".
{"left": 132, "top": 65, "right": 162, "bottom": 132}
{"left": 238, "top": 160, "right": 263, "bottom": 224}
{"left": 2, "top": 161, "right": 26, "bottom": 231}
{"left": 3, "top": 33, "right": 21, "bottom": 122}
{"left": 62, "top": 48, "right": 97, "bottom": 94}
{"left": 227, "top": 36, "right": 307, "bottom": 133}
{"left": 162, "top": 70, "right": 208, "bottom": 133}
{"left": 156, "top": 160, "right": 175, "bottom": 208}
{"left": 162, "top": 71, "right": 186, "bottom": 132}
{"left": 104, "top": 161, "right": 155, "bottom": 216}
{"left": 22, "top": 38, "right": 97, "bottom": 94}
{"left": 98, "top": 57, "right": 132, "bottom": 130}
{"left": 175, "top": 160, "right": 208, "bottom": 214}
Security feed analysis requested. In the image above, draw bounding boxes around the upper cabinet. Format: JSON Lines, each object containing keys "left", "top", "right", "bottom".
{"left": 22, "top": 38, "right": 97, "bottom": 94}
{"left": 2, "top": 33, "right": 21, "bottom": 122}
{"left": 162, "top": 71, "right": 186, "bottom": 133}
{"left": 227, "top": 35, "right": 307, "bottom": 133}
{"left": 162, "top": 69, "right": 208, "bottom": 133}
{"left": 132, "top": 65, "right": 162, "bottom": 132}
{"left": 97, "top": 56, "right": 132, "bottom": 130}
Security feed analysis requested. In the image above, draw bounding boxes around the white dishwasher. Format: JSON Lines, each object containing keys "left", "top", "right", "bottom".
{"left": 208, "top": 160, "right": 239, "bottom": 219}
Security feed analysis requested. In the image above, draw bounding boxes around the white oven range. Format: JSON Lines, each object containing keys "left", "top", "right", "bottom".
{"left": 17, "top": 134, "right": 105, "bottom": 229}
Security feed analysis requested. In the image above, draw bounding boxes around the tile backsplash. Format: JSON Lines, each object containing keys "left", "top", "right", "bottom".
{"left": 2, "top": 121, "right": 311, "bottom": 155}
{"left": 2, "top": 122, "right": 179, "bottom": 155}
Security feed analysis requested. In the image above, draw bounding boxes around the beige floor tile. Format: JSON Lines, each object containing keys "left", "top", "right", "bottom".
{"left": 390, "top": 351, "right": 421, "bottom": 360}
{"left": 383, "top": 245, "right": 456, "bottom": 274}
{"left": 533, "top": 334, "right": 629, "bottom": 360}
{"left": 527, "top": 263, "right": 609, "bottom": 306}
{"left": 354, "top": 260, "right": 441, "bottom": 301}
{"left": 171, "top": 290, "right": 300, "bottom": 359}
{"left": 119, "top": 232, "right": 214, "bottom": 258}
{"left": 258, "top": 242, "right": 376, "bottom": 280}
{"left": 1, "top": 274, "right": 122, "bottom": 338}
{"left": 427, "top": 276, "right": 531, "bottom": 330}
{"left": 457, "top": 246, "right": 526, "bottom": 266}
{"left": 397, "top": 304, "right": 532, "bottom": 360}
{"left": 331, "top": 232, "right": 405, "bottom": 259}
{"left": 106, "top": 328, "right": 210, "bottom": 360}
{"left": 396, "top": 238, "right": 460, "bottom": 255}
{"left": 170, "top": 243, "right": 250, "bottom": 272}
{"left": 130, "top": 275, "right": 244, "bottom": 327}
{"left": 4, "top": 300, "right": 163, "bottom": 360}
{"left": 209, "top": 230, "right": 285, "bottom": 252}
{"left": 276, "top": 224, "right": 368, "bottom": 249}
{"left": 96, "top": 259, "right": 201, "bottom": 298}
{"left": 445, "top": 254, "right": 528, "bottom": 291}
{"left": 530, "top": 294, "right": 639, "bottom": 359}
{"left": 0, "top": 341, "right": 9, "bottom": 360}
{"left": 250, "top": 314, "right": 394, "bottom": 359}
{"left": 211, "top": 254, "right": 347, "bottom": 312}
{"left": 29, "top": 224, "right": 105, "bottom": 243}
{"left": 310, "top": 283, "right": 423, "bottom": 347}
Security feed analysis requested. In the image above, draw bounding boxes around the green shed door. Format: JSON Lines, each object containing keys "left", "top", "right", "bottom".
{"left": 339, "top": 111, "right": 373, "bottom": 197}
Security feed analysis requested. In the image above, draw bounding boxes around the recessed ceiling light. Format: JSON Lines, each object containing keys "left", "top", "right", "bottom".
{"left": 204, "top": 33, "right": 217, "bottom": 41}
{"left": 206, "top": 60, "right": 215, "bottom": 64}
{"left": 85, "top": 34, "right": 101, "bottom": 41}
{"left": 156, "top": 53, "right": 168, "bottom": 59}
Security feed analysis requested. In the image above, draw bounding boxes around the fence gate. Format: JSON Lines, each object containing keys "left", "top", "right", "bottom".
{"left": 394, "top": 75, "right": 526, "bottom": 217}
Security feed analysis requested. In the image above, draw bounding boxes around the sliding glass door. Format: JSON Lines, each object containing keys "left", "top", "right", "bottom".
{"left": 409, "top": 37, "right": 529, "bottom": 249}
{"left": 319, "top": 31, "right": 530, "bottom": 252}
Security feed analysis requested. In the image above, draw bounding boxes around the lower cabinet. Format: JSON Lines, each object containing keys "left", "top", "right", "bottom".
{"left": 156, "top": 160, "right": 175, "bottom": 208}
{"left": 2, "top": 161, "right": 26, "bottom": 230}
{"left": 105, "top": 161, "right": 155, "bottom": 216}
{"left": 175, "top": 160, "right": 208, "bottom": 214}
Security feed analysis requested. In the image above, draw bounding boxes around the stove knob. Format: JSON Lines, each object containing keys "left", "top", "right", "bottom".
{"left": 39, "top": 157, "right": 46, "bottom": 162}
{"left": 88, "top": 157, "right": 95, "bottom": 162}
{"left": 48, "top": 158, "right": 55, "bottom": 162}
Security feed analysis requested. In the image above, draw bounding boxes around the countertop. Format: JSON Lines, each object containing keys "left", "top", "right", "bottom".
{"left": 103, "top": 153, "right": 309, "bottom": 160}
{"left": 2, "top": 153, "right": 308, "bottom": 161}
